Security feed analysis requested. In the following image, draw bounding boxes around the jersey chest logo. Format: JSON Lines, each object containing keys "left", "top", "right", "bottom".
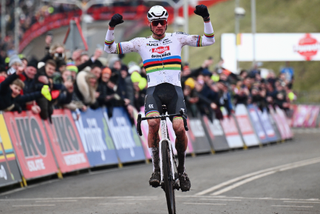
{"left": 152, "top": 46, "right": 170, "bottom": 54}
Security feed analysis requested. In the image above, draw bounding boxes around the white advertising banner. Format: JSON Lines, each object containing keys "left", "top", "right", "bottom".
{"left": 221, "top": 33, "right": 320, "bottom": 73}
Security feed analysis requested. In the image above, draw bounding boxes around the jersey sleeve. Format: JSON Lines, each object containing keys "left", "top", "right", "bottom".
{"left": 104, "top": 29, "right": 140, "bottom": 54}
{"left": 176, "top": 21, "right": 215, "bottom": 47}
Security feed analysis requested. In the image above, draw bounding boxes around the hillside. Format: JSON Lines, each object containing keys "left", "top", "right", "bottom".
{"left": 122, "top": 0, "right": 320, "bottom": 102}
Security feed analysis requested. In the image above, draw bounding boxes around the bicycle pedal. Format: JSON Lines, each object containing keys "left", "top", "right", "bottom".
{"left": 174, "top": 181, "right": 180, "bottom": 190}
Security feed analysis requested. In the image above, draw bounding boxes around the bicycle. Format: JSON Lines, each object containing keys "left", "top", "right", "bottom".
{"left": 137, "top": 106, "right": 188, "bottom": 214}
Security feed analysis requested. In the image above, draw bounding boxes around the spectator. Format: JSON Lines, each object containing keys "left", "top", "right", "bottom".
{"left": 280, "top": 61, "right": 294, "bottom": 89}
{"left": 74, "top": 71, "right": 99, "bottom": 108}
{"left": 0, "top": 67, "right": 51, "bottom": 112}
{"left": 35, "top": 59, "right": 66, "bottom": 121}
{"left": 96, "top": 67, "right": 115, "bottom": 108}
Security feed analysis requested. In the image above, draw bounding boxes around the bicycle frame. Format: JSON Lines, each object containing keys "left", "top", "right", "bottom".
{"left": 158, "top": 114, "right": 176, "bottom": 184}
{"left": 137, "top": 108, "right": 188, "bottom": 214}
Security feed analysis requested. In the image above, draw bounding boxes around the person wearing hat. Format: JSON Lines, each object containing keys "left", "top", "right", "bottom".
{"left": 7, "top": 55, "right": 24, "bottom": 76}
{"left": 96, "top": 67, "right": 115, "bottom": 108}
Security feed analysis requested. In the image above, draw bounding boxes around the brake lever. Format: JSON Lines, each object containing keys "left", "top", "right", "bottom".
{"left": 137, "top": 114, "right": 142, "bottom": 136}
{"left": 179, "top": 109, "right": 189, "bottom": 131}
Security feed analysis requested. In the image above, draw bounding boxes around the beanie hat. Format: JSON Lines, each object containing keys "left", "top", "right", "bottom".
{"left": 9, "top": 55, "right": 23, "bottom": 67}
{"left": 27, "top": 58, "right": 38, "bottom": 69}
{"left": 201, "top": 69, "right": 212, "bottom": 77}
{"left": 66, "top": 61, "right": 78, "bottom": 73}
{"left": 128, "top": 65, "right": 141, "bottom": 74}
{"left": 184, "top": 77, "right": 195, "bottom": 90}
{"left": 131, "top": 71, "right": 142, "bottom": 83}
{"left": 102, "top": 67, "right": 111, "bottom": 75}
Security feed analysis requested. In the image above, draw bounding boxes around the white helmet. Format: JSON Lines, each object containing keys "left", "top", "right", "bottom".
{"left": 147, "top": 5, "right": 169, "bottom": 22}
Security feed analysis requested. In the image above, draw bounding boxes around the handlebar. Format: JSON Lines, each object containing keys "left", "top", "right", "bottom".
{"left": 137, "top": 108, "right": 188, "bottom": 136}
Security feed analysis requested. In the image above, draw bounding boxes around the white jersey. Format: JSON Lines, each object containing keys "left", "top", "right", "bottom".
{"left": 104, "top": 22, "right": 215, "bottom": 87}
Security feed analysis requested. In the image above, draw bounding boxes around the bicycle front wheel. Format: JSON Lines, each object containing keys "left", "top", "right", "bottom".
{"left": 161, "top": 140, "right": 176, "bottom": 214}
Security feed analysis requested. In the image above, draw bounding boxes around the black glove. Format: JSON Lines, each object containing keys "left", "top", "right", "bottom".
{"left": 194, "top": 4, "right": 210, "bottom": 19}
{"left": 109, "top": 14, "right": 124, "bottom": 27}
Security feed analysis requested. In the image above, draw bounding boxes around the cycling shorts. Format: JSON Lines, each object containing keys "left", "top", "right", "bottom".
{"left": 144, "top": 83, "right": 187, "bottom": 119}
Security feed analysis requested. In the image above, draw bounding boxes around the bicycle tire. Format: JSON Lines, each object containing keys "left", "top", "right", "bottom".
{"left": 161, "top": 140, "right": 176, "bottom": 214}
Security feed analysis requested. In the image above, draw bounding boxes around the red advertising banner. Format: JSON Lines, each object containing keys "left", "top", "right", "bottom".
{"left": 3, "top": 111, "right": 58, "bottom": 180}
{"left": 43, "top": 109, "right": 90, "bottom": 173}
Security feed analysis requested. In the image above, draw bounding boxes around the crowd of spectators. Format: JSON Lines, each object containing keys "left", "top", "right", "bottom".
{"left": 0, "top": 30, "right": 296, "bottom": 124}
{"left": 181, "top": 58, "right": 296, "bottom": 121}
{"left": 0, "top": 35, "right": 149, "bottom": 124}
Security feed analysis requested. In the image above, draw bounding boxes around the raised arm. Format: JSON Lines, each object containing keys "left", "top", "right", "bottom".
{"left": 178, "top": 4, "right": 215, "bottom": 47}
{"left": 104, "top": 14, "right": 139, "bottom": 54}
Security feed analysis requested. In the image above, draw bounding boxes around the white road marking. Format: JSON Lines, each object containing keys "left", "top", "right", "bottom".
{"left": 199, "top": 198, "right": 242, "bottom": 202}
{"left": 99, "top": 203, "right": 137, "bottom": 206}
{"left": 271, "top": 205, "right": 313, "bottom": 208}
{"left": 195, "top": 157, "right": 320, "bottom": 196}
{"left": 12, "top": 204, "right": 56, "bottom": 207}
{"left": 211, "top": 171, "right": 276, "bottom": 196}
{"left": 184, "top": 202, "right": 226, "bottom": 206}
{"left": 284, "top": 201, "right": 320, "bottom": 204}
{"left": 35, "top": 200, "right": 77, "bottom": 203}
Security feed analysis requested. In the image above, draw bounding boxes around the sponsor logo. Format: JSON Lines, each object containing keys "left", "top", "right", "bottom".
{"left": 27, "top": 159, "right": 46, "bottom": 172}
{"left": 149, "top": 104, "right": 154, "bottom": 109}
{"left": 75, "top": 117, "right": 108, "bottom": 160}
{"left": 152, "top": 46, "right": 170, "bottom": 54}
{"left": 151, "top": 52, "right": 171, "bottom": 58}
{"left": 163, "top": 38, "right": 172, "bottom": 45}
{"left": 147, "top": 43, "right": 158, "bottom": 47}
{"left": 293, "top": 33, "right": 320, "bottom": 60}
{"left": 0, "top": 165, "right": 7, "bottom": 180}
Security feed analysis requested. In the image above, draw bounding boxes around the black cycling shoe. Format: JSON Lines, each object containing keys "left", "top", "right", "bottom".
{"left": 149, "top": 172, "right": 160, "bottom": 187}
{"left": 179, "top": 172, "right": 191, "bottom": 192}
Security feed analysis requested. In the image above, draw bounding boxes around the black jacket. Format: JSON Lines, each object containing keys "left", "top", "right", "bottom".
{"left": 0, "top": 73, "right": 42, "bottom": 112}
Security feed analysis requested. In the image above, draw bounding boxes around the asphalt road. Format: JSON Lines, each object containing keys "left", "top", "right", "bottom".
{"left": 1, "top": 131, "right": 320, "bottom": 214}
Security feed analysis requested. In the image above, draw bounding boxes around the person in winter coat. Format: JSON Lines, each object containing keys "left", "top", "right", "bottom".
{"left": 0, "top": 67, "right": 51, "bottom": 112}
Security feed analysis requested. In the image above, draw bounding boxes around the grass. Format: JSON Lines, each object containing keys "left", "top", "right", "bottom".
{"left": 121, "top": 0, "right": 320, "bottom": 101}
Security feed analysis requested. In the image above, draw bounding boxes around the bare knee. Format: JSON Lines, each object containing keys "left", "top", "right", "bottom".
{"left": 148, "top": 119, "right": 160, "bottom": 133}
{"left": 173, "top": 120, "right": 185, "bottom": 137}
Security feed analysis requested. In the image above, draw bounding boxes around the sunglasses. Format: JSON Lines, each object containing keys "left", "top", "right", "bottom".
{"left": 151, "top": 20, "right": 167, "bottom": 26}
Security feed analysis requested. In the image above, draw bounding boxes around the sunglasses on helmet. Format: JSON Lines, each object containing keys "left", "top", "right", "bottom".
{"left": 151, "top": 20, "right": 167, "bottom": 26}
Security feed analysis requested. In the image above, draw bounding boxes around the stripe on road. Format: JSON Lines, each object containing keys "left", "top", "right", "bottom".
{"left": 195, "top": 157, "right": 320, "bottom": 196}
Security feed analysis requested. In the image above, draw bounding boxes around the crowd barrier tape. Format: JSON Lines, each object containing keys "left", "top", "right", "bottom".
{"left": 234, "top": 104, "right": 260, "bottom": 147}
{"left": 0, "top": 114, "right": 22, "bottom": 187}
{"left": 0, "top": 103, "right": 295, "bottom": 188}
{"left": 291, "top": 105, "right": 320, "bottom": 128}
{"left": 220, "top": 108, "right": 244, "bottom": 149}
{"left": 73, "top": 108, "right": 119, "bottom": 167}
{"left": 201, "top": 116, "right": 229, "bottom": 152}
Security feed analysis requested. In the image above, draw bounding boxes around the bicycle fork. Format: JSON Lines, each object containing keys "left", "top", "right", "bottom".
{"left": 159, "top": 118, "right": 179, "bottom": 189}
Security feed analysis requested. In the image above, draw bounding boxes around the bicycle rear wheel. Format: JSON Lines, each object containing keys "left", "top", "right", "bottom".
{"left": 161, "top": 140, "right": 176, "bottom": 214}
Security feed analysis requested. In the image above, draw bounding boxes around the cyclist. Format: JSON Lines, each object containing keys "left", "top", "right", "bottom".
{"left": 104, "top": 4, "right": 215, "bottom": 191}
